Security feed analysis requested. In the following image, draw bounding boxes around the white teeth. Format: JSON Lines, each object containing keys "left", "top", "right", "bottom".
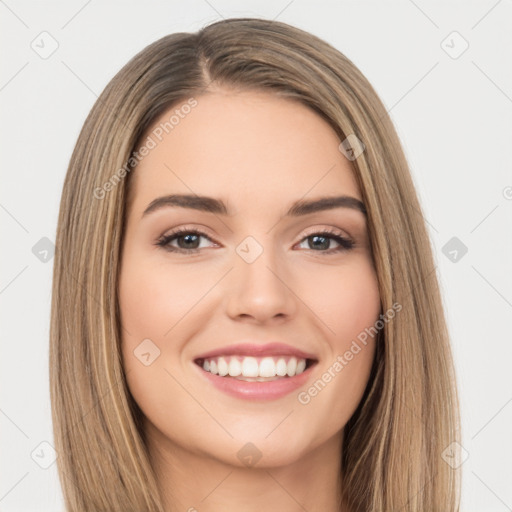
{"left": 241, "top": 356, "right": 259, "bottom": 377}
{"left": 259, "top": 357, "right": 276, "bottom": 377}
{"left": 228, "top": 358, "right": 242, "bottom": 377}
{"left": 200, "top": 355, "right": 310, "bottom": 378}
{"left": 276, "top": 358, "right": 288, "bottom": 376}
{"left": 217, "top": 357, "right": 229, "bottom": 376}
{"left": 286, "top": 357, "right": 297, "bottom": 376}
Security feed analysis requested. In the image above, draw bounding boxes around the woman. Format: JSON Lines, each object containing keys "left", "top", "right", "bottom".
{"left": 50, "top": 17, "right": 461, "bottom": 512}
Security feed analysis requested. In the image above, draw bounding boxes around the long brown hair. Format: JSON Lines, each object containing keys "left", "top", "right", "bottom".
{"left": 50, "top": 17, "right": 461, "bottom": 511}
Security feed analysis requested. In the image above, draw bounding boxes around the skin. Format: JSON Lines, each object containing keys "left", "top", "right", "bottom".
{"left": 118, "top": 88, "right": 381, "bottom": 512}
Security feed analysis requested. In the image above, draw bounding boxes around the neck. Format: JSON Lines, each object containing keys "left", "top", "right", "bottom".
{"left": 146, "top": 426, "right": 347, "bottom": 512}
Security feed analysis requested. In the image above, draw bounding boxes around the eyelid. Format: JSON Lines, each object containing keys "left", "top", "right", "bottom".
{"left": 159, "top": 224, "right": 218, "bottom": 240}
{"left": 300, "top": 226, "right": 353, "bottom": 243}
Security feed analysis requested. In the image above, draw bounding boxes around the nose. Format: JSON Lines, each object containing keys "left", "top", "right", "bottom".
{"left": 224, "top": 242, "right": 297, "bottom": 324}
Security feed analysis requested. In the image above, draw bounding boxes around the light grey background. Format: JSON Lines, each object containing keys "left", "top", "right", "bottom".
{"left": 1, "top": 1, "right": 511, "bottom": 510}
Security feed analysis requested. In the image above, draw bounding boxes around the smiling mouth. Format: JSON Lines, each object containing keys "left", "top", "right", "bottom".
{"left": 194, "top": 355, "right": 318, "bottom": 381}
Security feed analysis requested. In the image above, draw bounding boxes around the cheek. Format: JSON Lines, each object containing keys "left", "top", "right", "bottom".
{"left": 118, "top": 250, "right": 179, "bottom": 380}
{"left": 303, "top": 256, "right": 381, "bottom": 346}
{"left": 118, "top": 252, "right": 210, "bottom": 346}
{"left": 118, "top": 252, "right": 200, "bottom": 426}
{"left": 293, "top": 257, "right": 381, "bottom": 415}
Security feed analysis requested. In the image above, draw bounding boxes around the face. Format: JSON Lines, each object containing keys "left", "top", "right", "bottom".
{"left": 118, "top": 89, "right": 381, "bottom": 469}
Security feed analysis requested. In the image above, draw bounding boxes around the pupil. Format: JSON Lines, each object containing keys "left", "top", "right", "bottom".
{"left": 179, "top": 234, "right": 199, "bottom": 249}
{"left": 310, "top": 235, "right": 329, "bottom": 250}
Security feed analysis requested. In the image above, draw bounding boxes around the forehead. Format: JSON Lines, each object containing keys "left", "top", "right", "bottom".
{"left": 129, "top": 90, "right": 362, "bottom": 217}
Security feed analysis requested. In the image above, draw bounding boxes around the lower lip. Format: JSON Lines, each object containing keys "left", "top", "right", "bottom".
{"left": 194, "top": 363, "right": 315, "bottom": 401}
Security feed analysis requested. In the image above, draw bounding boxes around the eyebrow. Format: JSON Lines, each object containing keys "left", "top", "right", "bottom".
{"left": 141, "top": 194, "right": 367, "bottom": 219}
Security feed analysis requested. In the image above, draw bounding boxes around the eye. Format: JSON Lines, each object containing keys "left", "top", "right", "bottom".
{"left": 296, "top": 229, "right": 354, "bottom": 254}
{"left": 155, "top": 227, "right": 354, "bottom": 255}
{"left": 156, "top": 228, "right": 217, "bottom": 253}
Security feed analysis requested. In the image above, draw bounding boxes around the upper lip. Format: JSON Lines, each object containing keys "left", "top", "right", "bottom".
{"left": 194, "top": 342, "right": 318, "bottom": 361}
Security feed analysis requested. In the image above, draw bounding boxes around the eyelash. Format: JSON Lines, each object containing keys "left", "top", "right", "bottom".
{"left": 155, "top": 227, "right": 354, "bottom": 255}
